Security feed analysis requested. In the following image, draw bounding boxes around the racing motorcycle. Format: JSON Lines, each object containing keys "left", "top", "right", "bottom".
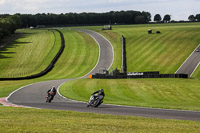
{"left": 46, "top": 91, "right": 55, "bottom": 103}
{"left": 87, "top": 93, "right": 103, "bottom": 107}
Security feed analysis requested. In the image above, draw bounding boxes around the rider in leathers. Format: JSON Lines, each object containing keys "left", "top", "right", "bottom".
{"left": 47, "top": 86, "right": 57, "bottom": 100}
{"left": 87, "top": 88, "right": 105, "bottom": 107}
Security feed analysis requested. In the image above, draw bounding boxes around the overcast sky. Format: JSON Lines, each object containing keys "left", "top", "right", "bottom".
{"left": 0, "top": 0, "right": 200, "bottom": 21}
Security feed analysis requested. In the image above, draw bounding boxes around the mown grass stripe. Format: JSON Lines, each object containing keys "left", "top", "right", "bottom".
{"left": 39, "top": 28, "right": 99, "bottom": 80}
{"left": 60, "top": 78, "right": 200, "bottom": 111}
{"left": 0, "top": 29, "right": 58, "bottom": 78}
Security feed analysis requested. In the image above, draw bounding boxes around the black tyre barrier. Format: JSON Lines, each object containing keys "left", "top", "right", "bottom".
{"left": 92, "top": 71, "right": 188, "bottom": 79}
{"left": 0, "top": 29, "right": 65, "bottom": 80}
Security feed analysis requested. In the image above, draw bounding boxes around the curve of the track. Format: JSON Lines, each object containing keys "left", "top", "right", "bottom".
{"left": 7, "top": 29, "right": 200, "bottom": 121}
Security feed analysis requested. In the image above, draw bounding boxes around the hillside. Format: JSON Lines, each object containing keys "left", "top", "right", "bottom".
{"left": 88, "top": 23, "right": 200, "bottom": 76}
{"left": 0, "top": 28, "right": 99, "bottom": 79}
{"left": 0, "top": 29, "right": 60, "bottom": 78}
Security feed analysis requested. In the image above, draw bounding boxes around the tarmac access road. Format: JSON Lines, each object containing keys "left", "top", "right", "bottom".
{"left": 7, "top": 29, "right": 200, "bottom": 121}
{"left": 176, "top": 44, "right": 200, "bottom": 76}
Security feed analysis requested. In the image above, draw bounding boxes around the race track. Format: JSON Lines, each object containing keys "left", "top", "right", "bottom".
{"left": 7, "top": 29, "right": 200, "bottom": 121}
{"left": 176, "top": 44, "right": 200, "bottom": 76}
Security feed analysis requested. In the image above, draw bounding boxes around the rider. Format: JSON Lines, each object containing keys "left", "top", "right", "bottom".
{"left": 92, "top": 88, "right": 105, "bottom": 99}
{"left": 47, "top": 86, "right": 57, "bottom": 100}
{"left": 87, "top": 88, "right": 105, "bottom": 107}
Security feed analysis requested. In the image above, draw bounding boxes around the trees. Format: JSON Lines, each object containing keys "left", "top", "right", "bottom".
{"left": 188, "top": 15, "right": 195, "bottom": 22}
{"left": 187, "top": 14, "right": 200, "bottom": 22}
{"left": 142, "top": 11, "right": 151, "bottom": 23}
{"left": 135, "top": 16, "right": 145, "bottom": 24}
{"left": 0, "top": 14, "right": 22, "bottom": 39}
{"left": 154, "top": 14, "right": 162, "bottom": 22}
{"left": 163, "top": 14, "right": 171, "bottom": 23}
{"left": 196, "top": 14, "right": 200, "bottom": 21}
{"left": 16, "top": 10, "right": 152, "bottom": 27}
{"left": 0, "top": 10, "right": 152, "bottom": 39}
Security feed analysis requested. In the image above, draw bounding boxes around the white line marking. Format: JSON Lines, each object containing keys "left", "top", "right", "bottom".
{"left": 190, "top": 62, "right": 200, "bottom": 77}
{"left": 93, "top": 30, "right": 114, "bottom": 70}
{"left": 77, "top": 30, "right": 101, "bottom": 79}
{"left": 175, "top": 44, "right": 200, "bottom": 75}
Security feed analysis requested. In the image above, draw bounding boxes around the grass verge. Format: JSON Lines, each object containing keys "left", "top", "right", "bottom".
{"left": 0, "top": 107, "right": 199, "bottom": 133}
{"left": 60, "top": 78, "right": 200, "bottom": 111}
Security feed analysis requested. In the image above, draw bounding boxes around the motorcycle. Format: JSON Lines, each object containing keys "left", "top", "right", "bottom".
{"left": 87, "top": 93, "right": 103, "bottom": 107}
{"left": 46, "top": 91, "right": 55, "bottom": 103}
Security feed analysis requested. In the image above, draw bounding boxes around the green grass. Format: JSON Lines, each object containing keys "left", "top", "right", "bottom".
{"left": 192, "top": 64, "right": 200, "bottom": 78}
{"left": 0, "top": 29, "right": 60, "bottom": 78}
{"left": 0, "top": 107, "right": 199, "bottom": 133}
{"left": 85, "top": 23, "right": 200, "bottom": 74}
{"left": 60, "top": 78, "right": 200, "bottom": 111}
{"left": 1, "top": 24, "right": 200, "bottom": 132}
{"left": 39, "top": 28, "right": 99, "bottom": 80}
{"left": 0, "top": 28, "right": 99, "bottom": 79}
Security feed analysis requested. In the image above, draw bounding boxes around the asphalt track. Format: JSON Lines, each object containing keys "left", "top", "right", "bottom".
{"left": 7, "top": 29, "right": 200, "bottom": 121}
{"left": 176, "top": 44, "right": 200, "bottom": 76}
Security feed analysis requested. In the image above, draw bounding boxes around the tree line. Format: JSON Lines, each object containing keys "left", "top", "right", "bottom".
{"left": 154, "top": 14, "right": 200, "bottom": 23}
{"left": 0, "top": 10, "right": 151, "bottom": 39}
{"left": 0, "top": 14, "right": 22, "bottom": 39}
{"left": 1, "top": 11, "right": 200, "bottom": 40}
{"left": 20, "top": 10, "right": 151, "bottom": 27}
{"left": 153, "top": 14, "right": 172, "bottom": 23}
{"left": 188, "top": 14, "right": 200, "bottom": 22}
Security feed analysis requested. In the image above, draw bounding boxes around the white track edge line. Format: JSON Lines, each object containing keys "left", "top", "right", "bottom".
{"left": 77, "top": 30, "right": 101, "bottom": 79}
{"left": 175, "top": 44, "right": 200, "bottom": 74}
{"left": 5, "top": 29, "right": 114, "bottom": 107}
{"left": 190, "top": 62, "right": 200, "bottom": 77}
{"left": 92, "top": 30, "right": 114, "bottom": 70}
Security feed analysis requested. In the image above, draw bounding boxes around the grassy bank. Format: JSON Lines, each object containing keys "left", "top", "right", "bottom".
{"left": 0, "top": 29, "right": 60, "bottom": 78}
{"left": 60, "top": 78, "right": 200, "bottom": 111}
{"left": 0, "top": 28, "right": 99, "bottom": 79}
{"left": 85, "top": 23, "right": 200, "bottom": 75}
{"left": 39, "top": 28, "right": 99, "bottom": 80}
{"left": 0, "top": 107, "right": 199, "bottom": 133}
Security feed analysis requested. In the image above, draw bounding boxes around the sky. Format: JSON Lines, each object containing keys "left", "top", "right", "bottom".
{"left": 0, "top": 0, "right": 200, "bottom": 21}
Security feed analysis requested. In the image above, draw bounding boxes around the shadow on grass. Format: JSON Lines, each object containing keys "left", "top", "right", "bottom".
{"left": 0, "top": 33, "right": 33, "bottom": 59}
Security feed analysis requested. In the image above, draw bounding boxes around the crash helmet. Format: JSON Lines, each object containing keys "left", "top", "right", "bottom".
{"left": 51, "top": 86, "right": 56, "bottom": 91}
{"left": 100, "top": 88, "right": 104, "bottom": 92}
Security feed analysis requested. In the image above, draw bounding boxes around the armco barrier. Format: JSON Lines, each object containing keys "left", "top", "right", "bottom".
{"left": 0, "top": 29, "right": 65, "bottom": 80}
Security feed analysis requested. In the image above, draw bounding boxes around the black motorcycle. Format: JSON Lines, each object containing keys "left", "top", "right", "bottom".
{"left": 46, "top": 92, "right": 55, "bottom": 103}
{"left": 87, "top": 93, "right": 103, "bottom": 107}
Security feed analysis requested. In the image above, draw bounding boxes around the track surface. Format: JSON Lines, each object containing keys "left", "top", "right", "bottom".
{"left": 7, "top": 30, "right": 200, "bottom": 121}
{"left": 176, "top": 44, "right": 200, "bottom": 76}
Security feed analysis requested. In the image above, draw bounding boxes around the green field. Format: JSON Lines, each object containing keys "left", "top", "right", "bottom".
{"left": 0, "top": 107, "right": 199, "bottom": 133}
{"left": 1, "top": 23, "right": 200, "bottom": 132}
{"left": 39, "top": 29, "right": 99, "bottom": 80}
{"left": 86, "top": 23, "right": 200, "bottom": 75}
{"left": 60, "top": 78, "right": 200, "bottom": 111}
{"left": 0, "top": 29, "right": 60, "bottom": 78}
{"left": 0, "top": 28, "right": 98, "bottom": 79}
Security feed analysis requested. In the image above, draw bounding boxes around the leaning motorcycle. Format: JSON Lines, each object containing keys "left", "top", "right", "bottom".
{"left": 87, "top": 93, "right": 103, "bottom": 107}
{"left": 46, "top": 92, "right": 55, "bottom": 103}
